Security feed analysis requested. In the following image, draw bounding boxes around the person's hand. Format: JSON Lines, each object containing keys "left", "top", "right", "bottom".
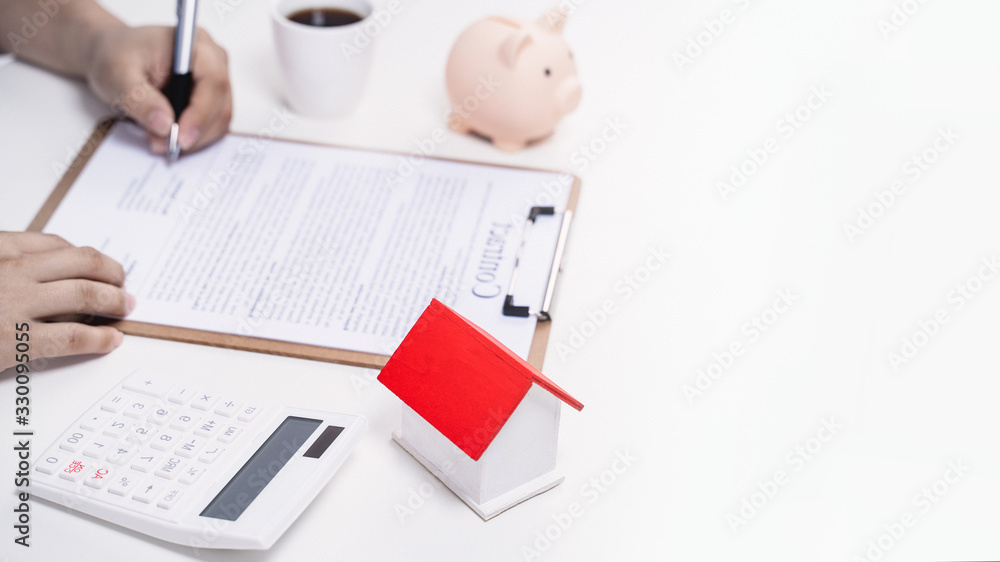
{"left": 86, "top": 26, "right": 232, "bottom": 155}
{"left": 0, "top": 232, "right": 134, "bottom": 373}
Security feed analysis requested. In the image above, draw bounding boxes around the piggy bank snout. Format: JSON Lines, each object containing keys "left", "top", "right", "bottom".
{"left": 555, "top": 77, "right": 582, "bottom": 116}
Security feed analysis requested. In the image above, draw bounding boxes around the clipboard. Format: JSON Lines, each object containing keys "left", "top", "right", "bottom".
{"left": 28, "top": 119, "right": 581, "bottom": 370}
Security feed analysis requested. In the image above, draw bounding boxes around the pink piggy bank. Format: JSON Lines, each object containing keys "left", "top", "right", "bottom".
{"left": 446, "top": 10, "right": 582, "bottom": 151}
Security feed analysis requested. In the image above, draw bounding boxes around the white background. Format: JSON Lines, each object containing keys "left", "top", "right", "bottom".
{"left": 3, "top": 0, "right": 1000, "bottom": 560}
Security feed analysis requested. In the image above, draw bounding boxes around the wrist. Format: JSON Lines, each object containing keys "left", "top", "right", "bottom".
{"left": 78, "top": 7, "right": 127, "bottom": 79}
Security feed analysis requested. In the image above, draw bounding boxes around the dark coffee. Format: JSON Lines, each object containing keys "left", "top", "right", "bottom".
{"left": 286, "top": 7, "right": 362, "bottom": 27}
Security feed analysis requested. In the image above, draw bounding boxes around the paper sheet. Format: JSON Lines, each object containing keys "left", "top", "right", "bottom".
{"left": 43, "top": 123, "right": 572, "bottom": 359}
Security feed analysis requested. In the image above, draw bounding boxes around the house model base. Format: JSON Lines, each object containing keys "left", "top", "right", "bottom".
{"left": 392, "top": 431, "right": 564, "bottom": 520}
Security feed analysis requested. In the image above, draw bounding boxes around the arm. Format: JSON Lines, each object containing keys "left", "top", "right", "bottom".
{"left": 0, "top": 0, "right": 123, "bottom": 76}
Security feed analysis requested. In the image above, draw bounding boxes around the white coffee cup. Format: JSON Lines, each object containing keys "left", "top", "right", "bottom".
{"left": 270, "top": 0, "right": 374, "bottom": 118}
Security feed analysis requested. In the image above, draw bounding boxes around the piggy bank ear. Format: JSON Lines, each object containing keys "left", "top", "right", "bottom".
{"left": 499, "top": 30, "right": 533, "bottom": 68}
{"left": 541, "top": 8, "right": 567, "bottom": 33}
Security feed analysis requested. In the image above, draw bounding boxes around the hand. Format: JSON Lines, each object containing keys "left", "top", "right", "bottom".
{"left": 0, "top": 232, "right": 134, "bottom": 372}
{"left": 86, "top": 26, "right": 232, "bottom": 155}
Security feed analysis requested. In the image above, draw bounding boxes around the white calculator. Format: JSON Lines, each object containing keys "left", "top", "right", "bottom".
{"left": 31, "top": 369, "right": 367, "bottom": 550}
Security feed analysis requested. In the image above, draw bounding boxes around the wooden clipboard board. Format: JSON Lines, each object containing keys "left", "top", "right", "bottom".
{"left": 28, "top": 119, "right": 581, "bottom": 371}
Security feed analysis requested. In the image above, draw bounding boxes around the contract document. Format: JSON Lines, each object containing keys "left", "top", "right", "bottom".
{"left": 40, "top": 122, "right": 576, "bottom": 363}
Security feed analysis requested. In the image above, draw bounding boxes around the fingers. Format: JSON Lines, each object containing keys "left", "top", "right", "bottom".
{"left": 23, "top": 246, "right": 126, "bottom": 286}
{"left": 131, "top": 89, "right": 176, "bottom": 140}
{"left": 0, "top": 232, "right": 71, "bottom": 256}
{"left": 31, "top": 323, "right": 124, "bottom": 361}
{"left": 32, "top": 279, "right": 134, "bottom": 319}
{"left": 113, "top": 62, "right": 174, "bottom": 140}
{"left": 177, "top": 30, "right": 232, "bottom": 153}
{"left": 0, "top": 233, "right": 131, "bottom": 370}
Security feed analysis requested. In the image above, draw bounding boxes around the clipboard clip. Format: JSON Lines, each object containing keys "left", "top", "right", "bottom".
{"left": 502, "top": 206, "right": 573, "bottom": 322}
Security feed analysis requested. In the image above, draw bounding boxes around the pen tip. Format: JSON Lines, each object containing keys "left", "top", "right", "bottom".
{"left": 167, "top": 122, "right": 181, "bottom": 162}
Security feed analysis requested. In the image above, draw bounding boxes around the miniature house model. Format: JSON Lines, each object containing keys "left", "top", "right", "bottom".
{"left": 378, "top": 299, "right": 584, "bottom": 520}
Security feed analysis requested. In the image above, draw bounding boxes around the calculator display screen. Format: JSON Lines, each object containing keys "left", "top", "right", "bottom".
{"left": 200, "top": 416, "right": 322, "bottom": 521}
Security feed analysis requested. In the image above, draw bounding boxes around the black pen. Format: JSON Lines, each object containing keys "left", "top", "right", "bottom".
{"left": 164, "top": 0, "right": 198, "bottom": 162}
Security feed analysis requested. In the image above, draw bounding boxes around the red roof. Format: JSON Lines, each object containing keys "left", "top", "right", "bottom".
{"left": 378, "top": 299, "right": 584, "bottom": 461}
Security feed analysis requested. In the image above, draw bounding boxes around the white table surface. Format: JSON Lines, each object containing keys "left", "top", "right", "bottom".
{"left": 3, "top": 1, "right": 1000, "bottom": 560}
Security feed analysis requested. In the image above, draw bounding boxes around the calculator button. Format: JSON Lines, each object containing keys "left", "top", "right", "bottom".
{"left": 238, "top": 405, "right": 262, "bottom": 422}
{"left": 101, "top": 394, "right": 127, "bottom": 413}
{"left": 59, "top": 431, "right": 91, "bottom": 453}
{"left": 150, "top": 430, "right": 180, "bottom": 451}
{"left": 103, "top": 418, "right": 132, "bottom": 439}
{"left": 59, "top": 459, "right": 89, "bottom": 482}
{"left": 107, "top": 475, "right": 139, "bottom": 496}
{"left": 107, "top": 445, "right": 138, "bottom": 466}
{"left": 148, "top": 407, "right": 172, "bottom": 425}
{"left": 80, "top": 412, "right": 111, "bottom": 432}
{"left": 214, "top": 399, "right": 240, "bottom": 418}
{"left": 191, "top": 392, "right": 220, "bottom": 411}
{"left": 132, "top": 482, "right": 161, "bottom": 504}
{"left": 218, "top": 424, "right": 243, "bottom": 444}
{"left": 168, "top": 385, "right": 198, "bottom": 405}
{"left": 126, "top": 424, "right": 156, "bottom": 445}
{"left": 194, "top": 418, "right": 222, "bottom": 438}
{"left": 36, "top": 455, "right": 64, "bottom": 475}
{"left": 84, "top": 467, "right": 113, "bottom": 489}
{"left": 175, "top": 437, "right": 206, "bottom": 459}
{"left": 179, "top": 465, "right": 205, "bottom": 485}
{"left": 131, "top": 454, "right": 160, "bottom": 473}
{"left": 123, "top": 398, "right": 153, "bottom": 419}
{"left": 170, "top": 413, "right": 199, "bottom": 432}
{"left": 158, "top": 488, "right": 183, "bottom": 510}
{"left": 198, "top": 446, "right": 225, "bottom": 464}
{"left": 123, "top": 374, "right": 173, "bottom": 399}
{"left": 154, "top": 457, "right": 185, "bottom": 480}
{"left": 83, "top": 438, "right": 114, "bottom": 460}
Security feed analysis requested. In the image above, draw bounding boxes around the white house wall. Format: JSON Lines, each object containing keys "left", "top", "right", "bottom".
{"left": 480, "top": 385, "right": 560, "bottom": 501}
{"left": 399, "top": 385, "right": 562, "bottom": 505}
